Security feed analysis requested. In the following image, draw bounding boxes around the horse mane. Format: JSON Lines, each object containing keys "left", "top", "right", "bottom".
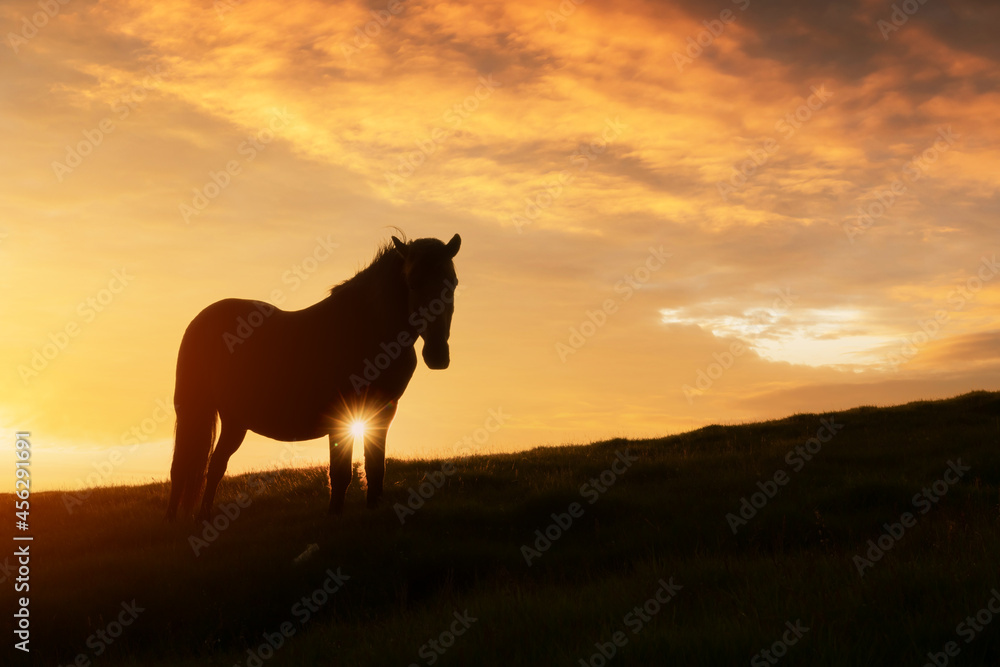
{"left": 329, "top": 231, "right": 408, "bottom": 296}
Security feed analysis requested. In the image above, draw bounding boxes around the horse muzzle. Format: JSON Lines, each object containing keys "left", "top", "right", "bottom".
{"left": 422, "top": 341, "right": 450, "bottom": 369}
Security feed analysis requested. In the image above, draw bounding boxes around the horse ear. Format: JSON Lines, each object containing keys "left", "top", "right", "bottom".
{"left": 445, "top": 234, "right": 461, "bottom": 258}
{"left": 391, "top": 236, "right": 407, "bottom": 257}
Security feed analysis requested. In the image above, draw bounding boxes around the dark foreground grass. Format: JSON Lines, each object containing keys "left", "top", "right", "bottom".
{"left": 4, "top": 391, "right": 1000, "bottom": 666}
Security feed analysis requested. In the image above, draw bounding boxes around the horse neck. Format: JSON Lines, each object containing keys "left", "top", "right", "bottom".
{"left": 324, "top": 253, "right": 411, "bottom": 335}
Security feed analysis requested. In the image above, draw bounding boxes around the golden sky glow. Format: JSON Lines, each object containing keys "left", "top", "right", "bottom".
{"left": 2, "top": 0, "right": 998, "bottom": 492}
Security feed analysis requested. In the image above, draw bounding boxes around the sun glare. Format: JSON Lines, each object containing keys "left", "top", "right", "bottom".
{"left": 350, "top": 420, "right": 366, "bottom": 439}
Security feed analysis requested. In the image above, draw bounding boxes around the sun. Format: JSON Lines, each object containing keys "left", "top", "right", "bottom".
{"left": 350, "top": 420, "right": 366, "bottom": 439}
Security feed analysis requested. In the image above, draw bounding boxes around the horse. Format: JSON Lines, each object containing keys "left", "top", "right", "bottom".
{"left": 166, "top": 233, "right": 461, "bottom": 520}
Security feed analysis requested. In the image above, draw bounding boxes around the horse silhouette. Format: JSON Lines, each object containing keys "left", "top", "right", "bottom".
{"left": 166, "top": 233, "right": 461, "bottom": 520}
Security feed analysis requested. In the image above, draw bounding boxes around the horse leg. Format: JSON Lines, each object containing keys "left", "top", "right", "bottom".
{"left": 198, "top": 422, "right": 247, "bottom": 521}
{"left": 363, "top": 432, "right": 386, "bottom": 509}
{"left": 328, "top": 429, "right": 353, "bottom": 515}
{"left": 364, "top": 401, "right": 399, "bottom": 509}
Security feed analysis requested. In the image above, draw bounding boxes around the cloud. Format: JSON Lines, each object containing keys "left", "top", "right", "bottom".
{"left": 2, "top": 0, "right": 998, "bottom": 490}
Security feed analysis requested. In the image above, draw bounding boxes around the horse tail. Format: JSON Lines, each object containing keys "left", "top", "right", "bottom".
{"left": 166, "top": 338, "right": 218, "bottom": 521}
{"left": 167, "top": 400, "right": 217, "bottom": 520}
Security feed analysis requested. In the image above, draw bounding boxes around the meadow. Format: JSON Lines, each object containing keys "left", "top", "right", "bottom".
{"left": 5, "top": 390, "right": 1000, "bottom": 666}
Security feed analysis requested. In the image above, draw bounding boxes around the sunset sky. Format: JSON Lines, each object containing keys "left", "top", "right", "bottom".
{"left": 2, "top": 0, "right": 998, "bottom": 493}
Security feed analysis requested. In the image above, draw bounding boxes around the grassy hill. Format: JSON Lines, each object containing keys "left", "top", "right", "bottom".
{"left": 5, "top": 391, "right": 1000, "bottom": 666}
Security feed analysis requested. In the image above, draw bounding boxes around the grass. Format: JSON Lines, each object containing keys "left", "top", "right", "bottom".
{"left": 4, "top": 390, "right": 1000, "bottom": 666}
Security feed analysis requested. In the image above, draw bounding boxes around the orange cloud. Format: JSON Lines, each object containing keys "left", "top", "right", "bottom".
{"left": 1, "top": 0, "right": 998, "bottom": 491}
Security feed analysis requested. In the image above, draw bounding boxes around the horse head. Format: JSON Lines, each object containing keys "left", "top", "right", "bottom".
{"left": 392, "top": 234, "right": 461, "bottom": 370}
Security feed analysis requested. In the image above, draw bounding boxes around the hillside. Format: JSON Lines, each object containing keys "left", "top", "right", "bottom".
{"left": 5, "top": 391, "right": 1000, "bottom": 666}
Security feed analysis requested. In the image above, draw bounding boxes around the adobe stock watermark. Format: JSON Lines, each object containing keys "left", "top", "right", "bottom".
{"left": 877, "top": 0, "right": 932, "bottom": 40}
{"left": 18, "top": 268, "right": 134, "bottom": 385}
{"left": 51, "top": 66, "right": 167, "bottom": 182}
{"left": 340, "top": 0, "right": 407, "bottom": 60}
{"left": 577, "top": 577, "right": 682, "bottom": 667}
{"left": 511, "top": 117, "right": 627, "bottom": 233}
{"left": 180, "top": 108, "right": 293, "bottom": 223}
{"left": 188, "top": 442, "right": 306, "bottom": 556}
{"left": 717, "top": 84, "right": 832, "bottom": 200}
{"left": 751, "top": 620, "right": 809, "bottom": 666}
{"left": 394, "top": 408, "right": 509, "bottom": 523}
{"left": 214, "top": 0, "right": 242, "bottom": 20}
{"left": 62, "top": 397, "right": 172, "bottom": 513}
{"left": 223, "top": 235, "right": 339, "bottom": 353}
{"left": 546, "top": 0, "right": 586, "bottom": 28}
{"left": 726, "top": 417, "right": 843, "bottom": 534}
{"left": 407, "top": 610, "right": 478, "bottom": 667}
{"left": 556, "top": 246, "right": 670, "bottom": 362}
{"left": 672, "top": 0, "right": 750, "bottom": 72}
{"left": 921, "top": 588, "right": 1000, "bottom": 667}
{"left": 843, "top": 126, "right": 958, "bottom": 243}
{"left": 853, "top": 459, "right": 970, "bottom": 577}
{"left": 58, "top": 600, "right": 145, "bottom": 667}
{"left": 383, "top": 77, "right": 500, "bottom": 192}
{"left": 883, "top": 254, "right": 998, "bottom": 371}
{"left": 6, "top": 0, "right": 72, "bottom": 54}
{"left": 276, "top": 235, "right": 339, "bottom": 293}
{"left": 188, "top": 493, "right": 252, "bottom": 556}
{"left": 349, "top": 279, "right": 464, "bottom": 393}
{"left": 235, "top": 567, "right": 350, "bottom": 667}
{"left": 681, "top": 287, "right": 796, "bottom": 404}
{"left": 521, "top": 450, "right": 637, "bottom": 566}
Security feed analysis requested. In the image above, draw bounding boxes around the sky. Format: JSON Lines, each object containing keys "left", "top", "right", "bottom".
{"left": 2, "top": 0, "right": 998, "bottom": 493}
